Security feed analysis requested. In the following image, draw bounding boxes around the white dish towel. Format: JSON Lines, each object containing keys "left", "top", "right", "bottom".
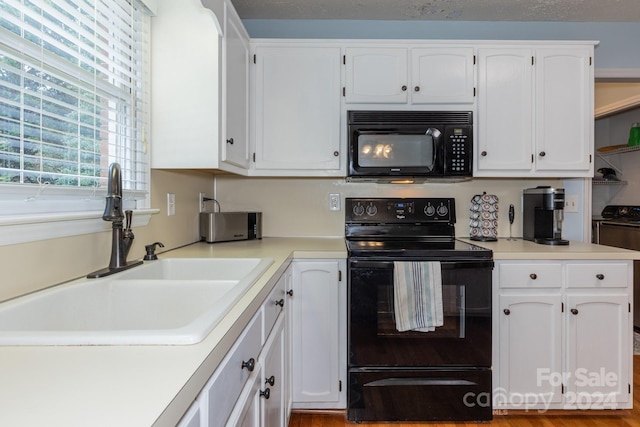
{"left": 393, "top": 261, "right": 443, "bottom": 332}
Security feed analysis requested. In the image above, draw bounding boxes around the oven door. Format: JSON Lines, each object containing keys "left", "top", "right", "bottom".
{"left": 348, "top": 259, "right": 492, "bottom": 368}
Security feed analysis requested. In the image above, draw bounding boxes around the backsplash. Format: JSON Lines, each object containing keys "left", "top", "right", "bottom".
{"left": 214, "top": 175, "right": 564, "bottom": 238}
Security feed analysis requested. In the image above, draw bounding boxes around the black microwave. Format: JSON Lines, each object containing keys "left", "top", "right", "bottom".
{"left": 347, "top": 110, "right": 473, "bottom": 182}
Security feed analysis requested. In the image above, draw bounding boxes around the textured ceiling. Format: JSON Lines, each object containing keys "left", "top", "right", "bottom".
{"left": 230, "top": 0, "right": 640, "bottom": 22}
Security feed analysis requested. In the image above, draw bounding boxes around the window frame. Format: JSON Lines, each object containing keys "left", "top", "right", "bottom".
{"left": 0, "top": 0, "right": 156, "bottom": 246}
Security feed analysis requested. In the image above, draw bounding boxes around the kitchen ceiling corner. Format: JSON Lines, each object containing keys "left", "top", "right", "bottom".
{"left": 230, "top": 0, "right": 640, "bottom": 22}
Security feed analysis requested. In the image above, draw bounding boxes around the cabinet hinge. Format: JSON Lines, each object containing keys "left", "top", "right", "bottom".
{"left": 343, "top": 55, "right": 346, "bottom": 65}
{"left": 338, "top": 270, "right": 342, "bottom": 282}
{"left": 253, "top": 54, "right": 256, "bottom": 64}
{"left": 339, "top": 380, "right": 342, "bottom": 392}
{"left": 342, "top": 87, "right": 346, "bottom": 97}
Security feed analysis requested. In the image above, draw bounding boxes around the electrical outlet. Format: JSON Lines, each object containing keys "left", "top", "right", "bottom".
{"left": 565, "top": 195, "right": 579, "bottom": 213}
{"left": 167, "top": 193, "right": 176, "bottom": 216}
{"left": 329, "top": 193, "right": 341, "bottom": 211}
{"left": 199, "top": 192, "right": 206, "bottom": 213}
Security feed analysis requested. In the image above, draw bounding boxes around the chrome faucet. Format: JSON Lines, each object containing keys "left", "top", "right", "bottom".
{"left": 88, "top": 162, "right": 143, "bottom": 278}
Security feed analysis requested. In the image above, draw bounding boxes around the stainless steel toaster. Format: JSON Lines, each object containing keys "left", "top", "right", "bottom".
{"left": 199, "top": 212, "right": 262, "bottom": 243}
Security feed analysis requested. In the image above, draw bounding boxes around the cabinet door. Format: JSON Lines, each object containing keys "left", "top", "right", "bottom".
{"left": 222, "top": 3, "right": 250, "bottom": 168}
{"left": 566, "top": 293, "right": 630, "bottom": 407}
{"left": 411, "top": 48, "right": 475, "bottom": 104}
{"left": 283, "top": 267, "right": 294, "bottom": 424}
{"left": 253, "top": 46, "right": 341, "bottom": 171}
{"left": 226, "top": 368, "right": 262, "bottom": 427}
{"left": 344, "top": 47, "right": 408, "bottom": 103}
{"left": 261, "top": 316, "right": 285, "bottom": 427}
{"left": 291, "top": 260, "right": 345, "bottom": 408}
{"left": 498, "top": 294, "right": 563, "bottom": 407}
{"left": 177, "top": 400, "right": 201, "bottom": 427}
{"left": 535, "top": 48, "right": 592, "bottom": 173}
{"left": 476, "top": 48, "right": 534, "bottom": 174}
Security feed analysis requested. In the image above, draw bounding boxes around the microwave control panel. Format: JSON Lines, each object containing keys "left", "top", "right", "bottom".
{"left": 444, "top": 125, "right": 472, "bottom": 175}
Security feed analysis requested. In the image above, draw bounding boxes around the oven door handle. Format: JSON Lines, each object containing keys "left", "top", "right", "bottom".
{"left": 364, "top": 378, "right": 478, "bottom": 387}
{"left": 349, "top": 260, "right": 494, "bottom": 269}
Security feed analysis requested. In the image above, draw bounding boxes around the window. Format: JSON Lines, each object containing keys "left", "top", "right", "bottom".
{"left": 0, "top": 0, "right": 153, "bottom": 244}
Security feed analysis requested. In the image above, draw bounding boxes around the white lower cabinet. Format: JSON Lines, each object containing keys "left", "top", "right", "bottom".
{"left": 495, "top": 260, "right": 632, "bottom": 411}
{"left": 178, "top": 257, "right": 347, "bottom": 426}
{"left": 177, "top": 399, "right": 202, "bottom": 427}
{"left": 227, "top": 315, "right": 286, "bottom": 427}
{"left": 290, "top": 259, "right": 347, "bottom": 409}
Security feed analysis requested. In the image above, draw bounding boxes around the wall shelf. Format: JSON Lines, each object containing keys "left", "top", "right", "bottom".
{"left": 593, "top": 179, "right": 627, "bottom": 186}
{"left": 596, "top": 144, "right": 640, "bottom": 157}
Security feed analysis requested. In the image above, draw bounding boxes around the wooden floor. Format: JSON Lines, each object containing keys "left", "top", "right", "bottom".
{"left": 289, "top": 356, "right": 640, "bottom": 427}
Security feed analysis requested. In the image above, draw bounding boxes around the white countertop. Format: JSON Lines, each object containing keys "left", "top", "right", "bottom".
{"left": 0, "top": 236, "right": 636, "bottom": 427}
{"left": 0, "top": 237, "right": 347, "bottom": 427}
{"left": 460, "top": 237, "right": 640, "bottom": 260}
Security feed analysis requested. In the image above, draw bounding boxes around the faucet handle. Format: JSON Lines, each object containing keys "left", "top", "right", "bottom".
{"left": 143, "top": 242, "right": 165, "bottom": 261}
{"left": 124, "top": 210, "right": 133, "bottom": 230}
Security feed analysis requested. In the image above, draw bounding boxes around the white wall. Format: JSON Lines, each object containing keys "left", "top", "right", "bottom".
{"left": 0, "top": 170, "right": 214, "bottom": 302}
{"left": 214, "top": 175, "right": 562, "bottom": 238}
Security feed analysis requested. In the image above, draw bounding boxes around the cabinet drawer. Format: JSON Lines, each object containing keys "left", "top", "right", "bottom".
{"left": 199, "top": 311, "right": 262, "bottom": 427}
{"left": 499, "top": 263, "right": 562, "bottom": 288}
{"left": 263, "top": 275, "right": 286, "bottom": 344}
{"left": 566, "top": 263, "right": 629, "bottom": 288}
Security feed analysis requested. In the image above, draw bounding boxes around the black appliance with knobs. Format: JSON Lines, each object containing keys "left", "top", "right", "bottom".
{"left": 346, "top": 110, "right": 473, "bottom": 182}
{"left": 595, "top": 205, "right": 640, "bottom": 331}
{"left": 345, "top": 197, "right": 494, "bottom": 422}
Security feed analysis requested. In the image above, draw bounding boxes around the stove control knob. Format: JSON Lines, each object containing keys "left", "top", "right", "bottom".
{"left": 353, "top": 204, "right": 365, "bottom": 216}
{"left": 436, "top": 205, "right": 448, "bottom": 217}
{"left": 366, "top": 204, "right": 378, "bottom": 216}
{"left": 424, "top": 204, "right": 436, "bottom": 216}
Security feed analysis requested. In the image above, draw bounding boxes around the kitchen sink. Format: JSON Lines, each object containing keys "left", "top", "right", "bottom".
{"left": 0, "top": 257, "right": 273, "bottom": 346}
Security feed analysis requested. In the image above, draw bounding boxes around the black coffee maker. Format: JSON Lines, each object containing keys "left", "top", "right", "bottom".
{"left": 523, "top": 186, "right": 569, "bottom": 245}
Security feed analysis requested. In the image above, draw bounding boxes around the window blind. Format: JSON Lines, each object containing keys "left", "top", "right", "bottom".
{"left": 0, "top": 0, "right": 150, "bottom": 215}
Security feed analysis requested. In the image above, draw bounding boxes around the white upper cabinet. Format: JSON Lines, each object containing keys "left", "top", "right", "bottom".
{"left": 476, "top": 44, "right": 594, "bottom": 177}
{"left": 344, "top": 48, "right": 409, "bottom": 103}
{"left": 477, "top": 48, "right": 534, "bottom": 172}
{"left": 411, "top": 48, "right": 475, "bottom": 104}
{"left": 221, "top": 3, "right": 250, "bottom": 169}
{"left": 150, "top": 0, "right": 249, "bottom": 173}
{"left": 344, "top": 46, "right": 475, "bottom": 105}
{"left": 251, "top": 44, "right": 342, "bottom": 175}
{"left": 535, "top": 47, "right": 593, "bottom": 173}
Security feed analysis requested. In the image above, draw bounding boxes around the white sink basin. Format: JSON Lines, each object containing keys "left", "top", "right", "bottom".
{"left": 0, "top": 257, "right": 273, "bottom": 346}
